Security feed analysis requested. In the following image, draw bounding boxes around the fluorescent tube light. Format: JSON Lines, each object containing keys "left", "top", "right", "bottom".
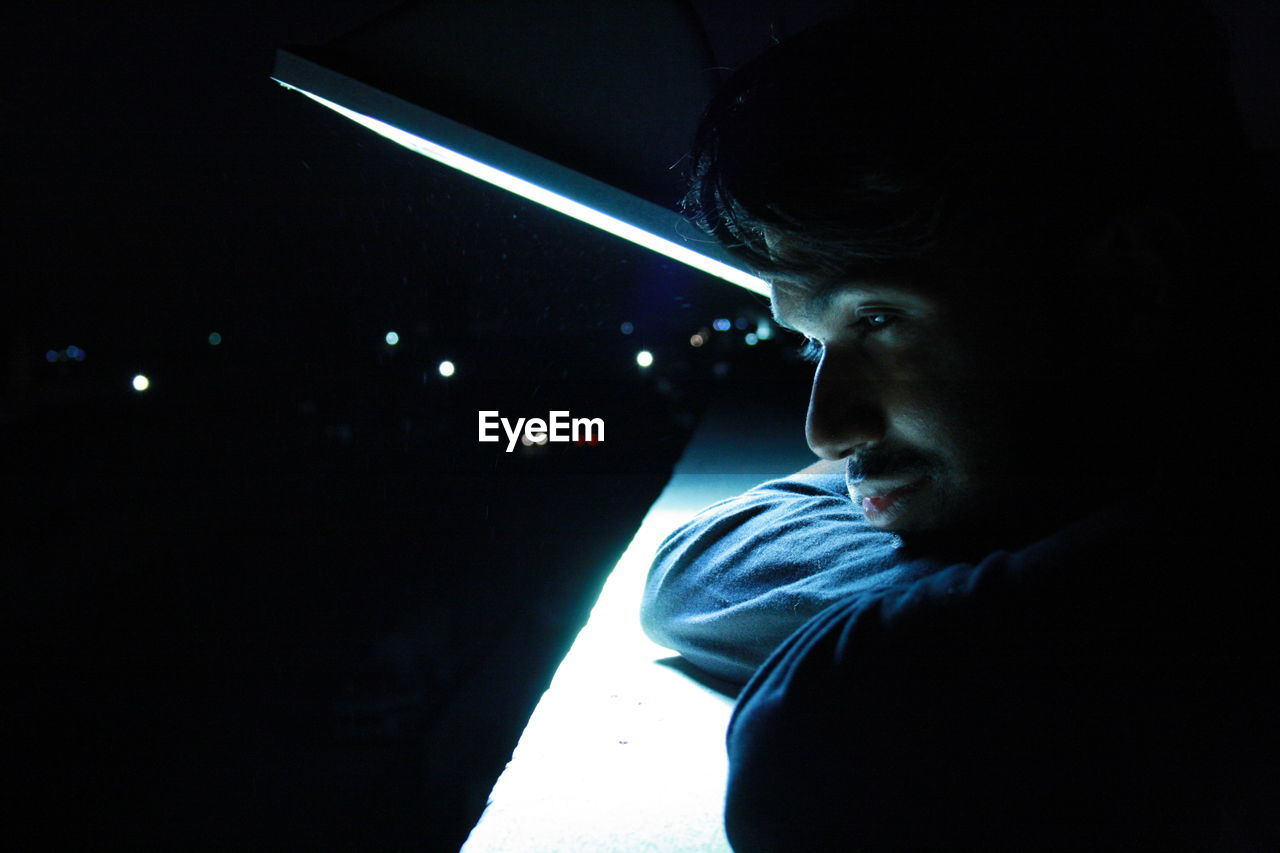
{"left": 280, "top": 84, "right": 769, "bottom": 296}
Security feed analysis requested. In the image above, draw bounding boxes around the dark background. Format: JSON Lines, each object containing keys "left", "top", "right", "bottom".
{"left": 7, "top": 2, "right": 1275, "bottom": 850}
{"left": 4, "top": 3, "right": 815, "bottom": 850}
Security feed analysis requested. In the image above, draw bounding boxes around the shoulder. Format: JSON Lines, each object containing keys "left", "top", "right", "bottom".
{"left": 724, "top": 501, "right": 1263, "bottom": 849}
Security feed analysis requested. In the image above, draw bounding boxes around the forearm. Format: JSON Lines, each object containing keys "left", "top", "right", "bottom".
{"left": 641, "top": 470, "right": 918, "bottom": 683}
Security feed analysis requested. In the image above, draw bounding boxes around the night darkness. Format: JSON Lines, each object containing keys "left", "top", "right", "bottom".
{"left": 5, "top": 3, "right": 812, "bottom": 849}
{"left": 11, "top": 2, "right": 1275, "bottom": 850}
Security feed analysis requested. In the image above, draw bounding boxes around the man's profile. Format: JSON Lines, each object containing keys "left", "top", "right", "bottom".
{"left": 642, "top": 1, "right": 1276, "bottom": 848}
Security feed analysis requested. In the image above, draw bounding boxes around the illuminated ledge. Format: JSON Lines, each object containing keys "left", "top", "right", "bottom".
{"left": 461, "top": 396, "right": 813, "bottom": 852}
{"left": 461, "top": 500, "right": 736, "bottom": 852}
{"left": 271, "top": 51, "right": 769, "bottom": 296}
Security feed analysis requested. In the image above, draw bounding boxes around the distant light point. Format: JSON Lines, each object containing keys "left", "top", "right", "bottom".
{"left": 438, "top": 360, "right": 456, "bottom": 377}
{"left": 132, "top": 374, "right": 151, "bottom": 392}
{"left": 636, "top": 350, "right": 654, "bottom": 368}
{"left": 385, "top": 331, "right": 400, "bottom": 346}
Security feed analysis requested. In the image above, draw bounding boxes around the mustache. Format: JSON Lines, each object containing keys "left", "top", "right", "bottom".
{"left": 845, "top": 446, "right": 935, "bottom": 483}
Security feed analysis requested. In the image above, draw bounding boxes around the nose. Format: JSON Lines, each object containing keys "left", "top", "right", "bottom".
{"left": 805, "top": 350, "right": 886, "bottom": 460}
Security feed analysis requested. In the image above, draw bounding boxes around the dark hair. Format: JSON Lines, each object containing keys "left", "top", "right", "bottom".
{"left": 685, "top": 0, "right": 1258, "bottom": 298}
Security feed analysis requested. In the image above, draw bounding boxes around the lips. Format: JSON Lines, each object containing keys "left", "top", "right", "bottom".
{"left": 851, "top": 478, "right": 926, "bottom": 519}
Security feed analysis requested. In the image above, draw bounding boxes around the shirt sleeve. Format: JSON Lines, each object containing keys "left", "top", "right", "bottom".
{"left": 640, "top": 471, "right": 934, "bottom": 683}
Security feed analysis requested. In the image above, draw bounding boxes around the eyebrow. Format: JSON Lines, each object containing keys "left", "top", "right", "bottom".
{"left": 769, "top": 306, "right": 798, "bottom": 332}
{"left": 769, "top": 297, "right": 805, "bottom": 333}
{"left": 767, "top": 272, "right": 839, "bottom": 330}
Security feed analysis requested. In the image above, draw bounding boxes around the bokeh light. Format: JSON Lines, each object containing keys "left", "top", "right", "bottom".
{"left": 438, "top": 360, "right": 456, "bottom": 377}
{"left": 385, "top": 331, "right": 400, "bottom": 346}
{"left": 636, "top": 350, "right": 654, "bottom": 368}
{"left": 132, "top": 375, "right": 151, "bottom": 392}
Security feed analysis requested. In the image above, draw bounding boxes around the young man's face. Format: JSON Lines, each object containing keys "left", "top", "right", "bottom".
{"left": 768, "top": 236, "right": 1082, "bottom": 538}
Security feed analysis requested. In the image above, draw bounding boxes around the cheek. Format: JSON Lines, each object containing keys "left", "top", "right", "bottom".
{"left": 892, "top": 381, "right": 1020, "bottom": 464}
{"left": 880, "top": 333, "right": 1031, "bottom": 461}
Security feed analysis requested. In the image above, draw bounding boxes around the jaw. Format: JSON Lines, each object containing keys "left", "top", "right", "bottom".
{"left": 885, "top": 470, "right": 1078, "bottom": 557}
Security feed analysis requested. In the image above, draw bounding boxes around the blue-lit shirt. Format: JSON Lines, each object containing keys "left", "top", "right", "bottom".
{"left": 642, "top": 473, "right": 1276, "bottom": 847}
{"left": 640, "top": 471, "right": 938, "bottom": 684}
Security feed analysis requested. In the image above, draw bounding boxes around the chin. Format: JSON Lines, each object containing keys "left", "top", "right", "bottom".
{"left": 880, "top": 485, "right": 994, "bottom": 539}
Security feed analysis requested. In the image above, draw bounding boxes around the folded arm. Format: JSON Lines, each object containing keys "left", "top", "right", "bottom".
{"left": 640, "top": 462, "right": 933, "bottom": 683}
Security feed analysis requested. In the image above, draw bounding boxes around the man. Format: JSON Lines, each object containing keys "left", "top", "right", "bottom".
{"left": 642, "top": 1, "right": 1275, "bottom": 848}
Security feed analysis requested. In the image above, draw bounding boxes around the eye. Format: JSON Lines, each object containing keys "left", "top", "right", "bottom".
{"left": 855, "top": 311, "right": 899, "bottom": 331}
{"left": 795, "top": 311, "right": 900, "bottom": 363}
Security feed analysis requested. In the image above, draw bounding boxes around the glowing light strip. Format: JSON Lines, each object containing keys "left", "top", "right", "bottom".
{"left": 281, "top": 85, "right": 770, "bottom": 296}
